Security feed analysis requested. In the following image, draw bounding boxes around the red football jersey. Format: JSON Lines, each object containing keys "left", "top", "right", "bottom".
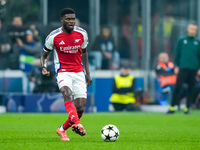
{"left": 44, "top": 26, "right": 88, "bottom": 73}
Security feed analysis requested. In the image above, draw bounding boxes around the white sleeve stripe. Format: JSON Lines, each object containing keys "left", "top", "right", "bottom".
{"left": 45, "top": 28, "right": 61, "bottom": 41}
{"left": 44, "top": 45, "right": 52, "bottom": 51}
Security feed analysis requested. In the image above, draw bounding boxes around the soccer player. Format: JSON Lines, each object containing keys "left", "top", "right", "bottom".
{"left": 40, "top": 8, "right": 92, "bottom": 141}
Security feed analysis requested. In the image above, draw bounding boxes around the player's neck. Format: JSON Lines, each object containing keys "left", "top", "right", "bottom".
{"left": 62, "top": 27, "right": 73, "bottom": 34}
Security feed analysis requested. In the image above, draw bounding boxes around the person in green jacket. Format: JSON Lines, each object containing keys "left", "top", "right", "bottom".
{"left": 167, "top": 22, "right": 200, "bottom": 114}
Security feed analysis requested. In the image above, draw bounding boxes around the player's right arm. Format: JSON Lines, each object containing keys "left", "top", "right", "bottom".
{"left": 40, "top": 32, "right": 54, "bottom": 76}
{"left": 40, "top": 50, "right": 50, "bottom": 76}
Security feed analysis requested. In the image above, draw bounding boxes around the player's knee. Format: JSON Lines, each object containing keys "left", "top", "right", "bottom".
{"left": 60, "top": 87, "right": 73, "bottom": 102}
{"left": 62, "top": 91, "right": 73, "bottom": 102}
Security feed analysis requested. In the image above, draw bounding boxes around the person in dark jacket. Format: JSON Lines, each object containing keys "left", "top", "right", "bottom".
{"left": 167, "top": 22, "right": 200, "bottom": 114}
{"left": 16, "top": 29, "right": 42, "bottom": 93}
{"left": 90, "top": 26, "right": 120, "bottom": 70}
{"left": 7, "top": 16, "right": 26, "bottom": 69}
{"left": 0, "top": 19, "right": 11, "bottom": 70}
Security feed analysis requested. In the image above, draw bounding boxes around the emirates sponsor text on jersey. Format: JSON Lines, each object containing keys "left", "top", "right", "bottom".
{"left": 60, "top": 45, "right": 81, "bottom": 53}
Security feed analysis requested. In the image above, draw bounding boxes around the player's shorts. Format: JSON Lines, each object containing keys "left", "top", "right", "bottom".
{"left": 56, "top": 71, "right": 87, "bottom": 99}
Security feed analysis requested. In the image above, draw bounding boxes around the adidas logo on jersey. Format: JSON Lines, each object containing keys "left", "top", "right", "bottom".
{"left": 59, "top": 40, "right": 65, "bottom": 45}
{"left": 75, "top": 39, "right": 81, "bottom": 43}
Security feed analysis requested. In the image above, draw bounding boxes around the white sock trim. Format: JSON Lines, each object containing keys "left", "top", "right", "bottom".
{"left": 59, "top": 125, "right": 65, "bottom": 131}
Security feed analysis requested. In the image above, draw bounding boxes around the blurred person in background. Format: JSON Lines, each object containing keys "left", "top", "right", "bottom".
{"left": 152, "top": 4, "right": 175, "bottom": 60}
{"left": 90, "top": 26, "right": 120, "bottom": 70}
{"left": 155, "top": 52, "right": 176, "bottom": 105}
{"left": 16, "top": 29, "right": 42, "bottom": 92}
{"left": 7, "top": 16, "right": 26, "bottom": 69}
{"left": 120, "top": 14, "right": 143, "bottom": 68}
{"left": 0, "top": 19, "right": 11, "bottom": 70}
{"left": 29, "top": 61, "right": 59, "bottom": 93}
{"left": 28, "top": 23, "right": 42, "bottom": 42}
{"left": 109, "top": 62, "right": 136, "bottom": 111}
{"left": 17, "top": 29, "right": 42, "bottom": 72}
{"left": 166, "top": 22, "right": 200, "bottom": 114}
{"left": 117, "top": 35, "right": 131, "bottom": 61}
{"left": 7, "top": 16, "right": 26, "bottom": 43}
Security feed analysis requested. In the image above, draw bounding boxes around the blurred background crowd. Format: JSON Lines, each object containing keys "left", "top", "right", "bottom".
{"left": 0, "top": 0, "right": 200, "bottom": 108}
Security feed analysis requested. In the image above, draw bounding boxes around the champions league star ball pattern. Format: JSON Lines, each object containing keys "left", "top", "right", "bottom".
{"left": 101, "top": 124, "right": 119, "bottom": 142}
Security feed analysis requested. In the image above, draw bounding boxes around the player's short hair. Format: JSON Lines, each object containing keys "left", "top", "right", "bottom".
{"left": 60, "top": 8, "right": 75, "bottom": 17}
{"left": 188, "top": 21, "right": 197, "bottom": 27}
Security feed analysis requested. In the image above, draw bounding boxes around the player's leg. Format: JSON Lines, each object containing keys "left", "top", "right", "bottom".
{"left": 71, "top": 72, "right": 87, "bottom": 136}
{"left": 57, "top": 86, "right": 80, "bottom": 141}
{"left": 71, "top": 98, "right": 87, "bottom": 136}
{"left": 126, "top": 103, "right": 135, "bottom": 111}
{"left": 57, "top": 86, "right": 83, "bottom": 140}
{"left": 62, "top": 103, "right": 83, "bottom": 131}
{"left": 74, "top": 98, "right": 86, "bottom": 118}
{"left": 59, "top": 99, "right": 85, "bottom": 138}
{"left": 185, "top": 70, "right": 197, "bottom": 114}
{"left": 56, "top": 72, "right": 80, "bottom": 140}
{"left": 112, "top": 103, "right": 125, "bottom": 111}
{"left": 60, "top": 86, "right": 81, "bottom": 124}
{"left": 167, "top": 69, "right": 188, "bottom": 114}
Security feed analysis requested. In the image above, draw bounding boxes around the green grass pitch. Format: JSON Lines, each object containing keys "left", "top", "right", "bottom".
{"left": 1, "top": 111, "right": 200, "bottom": 150}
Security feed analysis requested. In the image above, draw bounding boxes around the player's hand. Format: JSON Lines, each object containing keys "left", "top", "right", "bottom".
{"left": 104, "top": 52, "right": 112, "bottom": 59}
{"left": 16, "top": 38, "right": 23, "bottom": 46}
{"left": 197, "top": 69, "right": 200, "bottom": 77}
{"left": 174, "top": 66, "right": 179, "bottom": 75}
{"left": 86, "top": 74, "right": 92, "bottom": 87}
{"left": 42, "top": 67, "right": 50, "bottom": 76}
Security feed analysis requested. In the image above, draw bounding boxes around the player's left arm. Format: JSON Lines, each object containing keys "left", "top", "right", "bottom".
{"left": 82, "top": 48, "right": 92, "bottom": 87}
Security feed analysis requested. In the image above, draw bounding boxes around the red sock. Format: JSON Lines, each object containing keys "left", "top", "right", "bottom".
{"left": 63, "top": 118, "right": 73, "bottom": 130}
{"left": 63, "top": 113, "right": 83, "bottom": 130}
{"left": 64, "top": 101, "right": 80, "bottom": 124}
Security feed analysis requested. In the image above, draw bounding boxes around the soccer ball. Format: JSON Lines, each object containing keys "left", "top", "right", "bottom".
{"left": 101, "top": 124, "right": 119, "bottom": 142}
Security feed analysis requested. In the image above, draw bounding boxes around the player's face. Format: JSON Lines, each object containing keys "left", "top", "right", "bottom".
{"left": 121, "top": 68, "right": 130, "bottom": 76}
{"left": 26, "top": 34, "right": 34, "bottom": 43}
{"left": 159, "top": 53, "right": 169, "bottom": 63}
{"left": 61, "top": 14, "right": 75, "bottom": 32}
{"left": 12, "top": 17, "right": 23, "bottom": 26}
{"left": 102, "top": 27, "right": 110, "bottom": 38}
{"left": 187, "top": 24, "right": 197, "bottom": 37}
